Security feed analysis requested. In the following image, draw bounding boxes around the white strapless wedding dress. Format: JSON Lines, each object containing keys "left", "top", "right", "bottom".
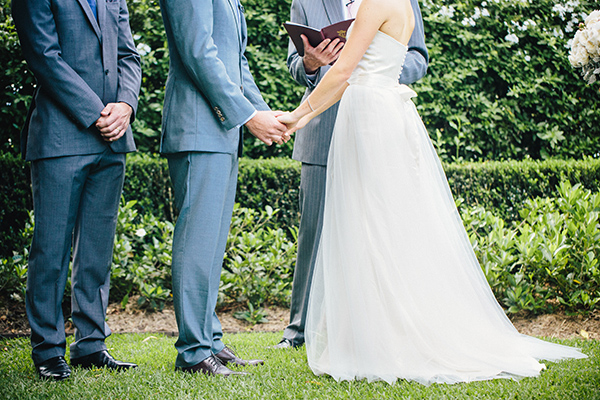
{"left": 304, "top": 30, "right": 586, "bottom": 385}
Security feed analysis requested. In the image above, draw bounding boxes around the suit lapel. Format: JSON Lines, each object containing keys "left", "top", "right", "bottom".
{"left": 323, "top": 0, "right": 344, "bottom": 24}
{"left": 226, "top": 0, "right": 243, "bottom": 45}
{"left": 97, "top": 0, "right": 106, "bottom": 39}
{"left": 76, "top": 0, "right": 102, "bottom": 40}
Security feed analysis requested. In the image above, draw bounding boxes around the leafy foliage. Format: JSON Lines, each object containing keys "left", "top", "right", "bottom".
{"left": 3, "top": 0, "right": 597, "bottom": 160}
{"left": 0, "top": 213, "right": 31, "bottom": 304}
{"left": 0, "top": 199, "right": 297, "bottom": 315}
{"left": 123, "top": 152, "right": 174, "bottom": 221}
{"left": 3, "top": 180, "right": 598, "bottom": 317}
{"left": 241, "top": 0, "right": 303, "bottom": 159}
{"left": 111, "top": 199, "right": 174, "bottom": 311}
{"left": 0, "top": 152, "right": 31, "bottom": 259}
{"left": 236, "top": 157, "right": 301, "bottom": 236}
{"left": 4, "top": 155, "right": 600, "bottom": 258}
{"left": 221, "top": 204, "right": 297, "bottom": 320}
{"left": 0, "top": 0, "right": 34, "bottom": 156}
{"left": 417, "top": 0, "right": 599, "bottom": 161}
{"left": 127, "top": 0, "right": 169, "bottom": 153}
{"left": 461, "top": 181, "right": 600, "bottom": 314}
{"left": 445, "top": 157, "right": 600, "bottom": 222}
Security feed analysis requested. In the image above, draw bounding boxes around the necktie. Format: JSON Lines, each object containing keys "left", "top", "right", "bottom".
{"left": 87, "top": 0, "right": 97, "bottom": 19}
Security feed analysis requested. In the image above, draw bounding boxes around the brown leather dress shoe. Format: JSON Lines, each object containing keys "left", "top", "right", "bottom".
{"left": 36, "top": 356, "right": 71, "bottom": 381}
{"left": 214, "top": 345, "right": 264, "bottom": 366}
{"left": 176, "top": 355, "right": 247, "bottom": 376}
{"left": 70, "top": 350, "right": 137, "bottom": 371}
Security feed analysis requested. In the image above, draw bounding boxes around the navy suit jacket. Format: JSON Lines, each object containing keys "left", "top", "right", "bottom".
{"left": 13, "top": 0, "right": 141, "bottom": 161}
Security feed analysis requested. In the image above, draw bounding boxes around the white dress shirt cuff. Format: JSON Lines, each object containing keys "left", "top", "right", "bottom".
{"left": 239, "top": 110, "right": 257, "bottom": 128}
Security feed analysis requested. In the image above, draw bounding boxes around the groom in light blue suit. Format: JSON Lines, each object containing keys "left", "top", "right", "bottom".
{"left": 159, "top": 0, "right": 288, "bottom": 375}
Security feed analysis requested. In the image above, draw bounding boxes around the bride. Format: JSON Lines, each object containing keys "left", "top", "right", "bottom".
{"left": 277, "top": 0, "right": 587, "bottom": 385}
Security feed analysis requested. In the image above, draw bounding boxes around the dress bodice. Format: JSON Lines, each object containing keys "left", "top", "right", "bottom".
{"left": 349, "top": 29, "right": 408, "bottom": 84}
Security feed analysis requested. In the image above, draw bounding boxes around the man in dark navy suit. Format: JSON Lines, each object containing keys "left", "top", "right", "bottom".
{"left": 13, "top": 0, "right": 142, "bottom": 380}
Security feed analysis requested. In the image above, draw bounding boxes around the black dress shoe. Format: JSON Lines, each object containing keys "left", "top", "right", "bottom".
{"left": 70, "top": 350, "right": 137, "bottom": 371}
{"left": 36, "top": 356, "right": 71, "bottom": 381}
{"left": 214, "top": 345, "right": 264, "bottom": 366}
{"left": 272, "top": 338, "right": 302, "bottom": 349}
{"left": 176, "top": 355, "right": 247, "bottom": 376}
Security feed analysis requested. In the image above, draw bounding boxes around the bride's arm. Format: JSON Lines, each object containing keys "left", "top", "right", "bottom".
{"left": 279, "top": 0, "right": 388, "bottom": 131}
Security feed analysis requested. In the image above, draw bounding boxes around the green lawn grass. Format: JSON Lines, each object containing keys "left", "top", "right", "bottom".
{"left": 0, "top": 332, "right": 598, "bottom": 400}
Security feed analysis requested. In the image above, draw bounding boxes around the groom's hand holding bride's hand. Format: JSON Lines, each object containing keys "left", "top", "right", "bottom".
{"left": 245, "top": 110, "right": 289, "bottom": 146}
{"left": 277, "top": 111, "right": 310, "bottom": 140}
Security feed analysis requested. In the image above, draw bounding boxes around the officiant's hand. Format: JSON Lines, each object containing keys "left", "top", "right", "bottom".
{"left": 302, "top": 35, "right": 344, "bottom": 74}
{"left": 245, "top": 111, "right": 288, "bottom": 146}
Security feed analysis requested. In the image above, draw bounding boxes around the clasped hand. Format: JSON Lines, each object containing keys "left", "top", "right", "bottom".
{"left": 246, "top": 110, "right": 296, "bottom": 146}
{"left": 276, "top": 111, "right": 307, "bottom": 141}
{"left": 95, "top": 102, "right": 133, "bottom": 142}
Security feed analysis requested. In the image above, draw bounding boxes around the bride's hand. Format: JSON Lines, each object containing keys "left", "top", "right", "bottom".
{"left": 276, "top": 111, "right": 299, "bottom": 129}
{"left": 277, "top": 112, "right": 299, "bottom": 141}
{"left": 277, "top": 111, "right": 313, "bottom": 139}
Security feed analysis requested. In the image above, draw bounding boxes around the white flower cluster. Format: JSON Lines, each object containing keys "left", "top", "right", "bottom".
{"left": 568, "top": 10, "right": 600, "bottom": 84}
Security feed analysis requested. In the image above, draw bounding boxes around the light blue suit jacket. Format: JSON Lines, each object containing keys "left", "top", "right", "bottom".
{"left": 13, "top": 0, "right": 141, "bottom": 161}
{"left": 159, "top": 0, "right": 270, "bottom": 155}
{"left": 288, "top": 0, "right": 429, "bottom": 166}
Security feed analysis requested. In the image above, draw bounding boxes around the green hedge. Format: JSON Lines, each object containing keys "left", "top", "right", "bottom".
{"left": 129, "top": 156, "right": 600, "bottom": 229}
{"left": 3, "top": 153, "right": 600, "bottom": 258}
{"left": 0, "top": 152, "right": 31, "bottom": 259}
{"left": 121, "top": 154, "right": 600, "bottom": 226}
{"left": 445, "top": 158, "right": 600, "bottom": 221}
{"left": 121, "top": 154, "right": 302, "bottom": 231}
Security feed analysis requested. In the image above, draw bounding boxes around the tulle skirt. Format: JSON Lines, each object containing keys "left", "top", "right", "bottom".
{"left": 304, "top": 80, "right": 587, "bottom": 385}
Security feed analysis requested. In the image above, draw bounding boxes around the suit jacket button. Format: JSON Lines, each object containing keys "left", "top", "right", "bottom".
{"left": 105, "top": 69, "right": 110, "bottom": 75}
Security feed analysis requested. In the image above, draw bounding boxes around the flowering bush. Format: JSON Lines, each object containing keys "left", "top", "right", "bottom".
{"left": 416, "top": 0, "right": 599, "bottom": 161}
{"left": 569, "top": 10, "right": 600, "bottom": 84}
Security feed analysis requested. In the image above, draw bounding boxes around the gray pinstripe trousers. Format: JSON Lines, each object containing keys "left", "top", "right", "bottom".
{"left": 283, "top": 162, "right": 327, "bottom": 345}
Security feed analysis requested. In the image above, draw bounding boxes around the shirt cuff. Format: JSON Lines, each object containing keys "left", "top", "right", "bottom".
{"left": 306, "top": 72, "right": 318, "bottom": 83}
{"left": 239, "top": 110, "right": 257, "bottom": 129}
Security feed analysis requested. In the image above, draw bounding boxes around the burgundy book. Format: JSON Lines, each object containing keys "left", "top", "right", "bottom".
{"left": 284, "top": 19, "right": 355, "bottom": 57}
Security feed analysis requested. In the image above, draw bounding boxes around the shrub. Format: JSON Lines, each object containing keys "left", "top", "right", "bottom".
{"left": 417, "top": 0, "right": 599, "bottom": 161}
{"left": 111, "top": 199, "right": 174, "bottom": 310}
{"left": 461, "top": 181, "right": 600, "bottom": 314}
{"left": 127, "top": 0, "right": 170, "bottom": 154}
{"left": 4, "top": 155, "right": 600, "bottom": 257}
{"left": 241, "top": 0, "right": 303, "bottom": 159}
{"left": 110, "top": 199, "right": 296, "bottom": 313}
{"left": 4, "top": 181, "right": 598, "bottom": 316}
{"left": 221, "top": 205, "right": 297, "bottom": 316}
{"left": 0, "top": 1, "right": 35, "bottom": 156}
{"left": 236, "top": 157, "right": 301, "bottom": 235}
{"left": 122, "top": 154, "right": 302, "bottom": 229}
{"left": 446, "top": 158, "right": 600, "bottom": 221}
{"left": 123, "top": 153, "right": 174, "bottom": 221}
{"left": 0, "top": 152, "right": 31, "bottom": 259}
